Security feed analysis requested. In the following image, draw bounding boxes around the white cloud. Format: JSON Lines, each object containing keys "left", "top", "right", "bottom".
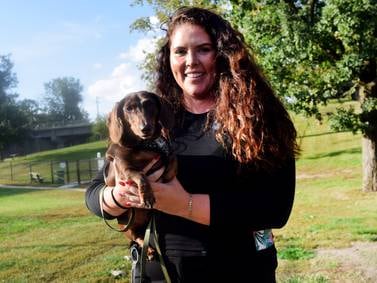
{"left": 119, "top": 36, "right": 157, "bottom": 62}
{"left": 149, "top": 16, "right": 160, "bottom": 27}
{"left": 88, "top": 63, "right": 144, "bottom": 101}
{"left": 85, "top": 62, "right": 146, "bottom": 119}
{"left": 85, "top": 35, "right": 159, "bottom": 120}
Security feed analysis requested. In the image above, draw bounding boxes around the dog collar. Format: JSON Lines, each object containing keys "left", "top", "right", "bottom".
{"left": 136, "top": 137, "right": 172, "bottom": 157}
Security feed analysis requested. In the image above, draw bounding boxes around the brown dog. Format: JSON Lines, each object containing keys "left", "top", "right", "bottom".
{"left": 104, "top": 91, "right": 177, "bottom": 251}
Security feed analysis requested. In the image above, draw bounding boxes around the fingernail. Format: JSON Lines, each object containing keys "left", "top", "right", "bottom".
{"left": 154, "top": 156, "right": 160, "bottom": 161}
{"left": 126, "top": 202, "right": 131, "bottom": 207}
{"left": 126, "top": 179, "right": 133, "bottom": 185}
{"left": 119, "top": 181, "right": 125, "bottom": 186}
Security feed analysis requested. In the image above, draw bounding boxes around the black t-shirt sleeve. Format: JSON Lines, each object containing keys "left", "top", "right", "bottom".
{"left": 84, "top": 161, "right": 116, "bottom": 220}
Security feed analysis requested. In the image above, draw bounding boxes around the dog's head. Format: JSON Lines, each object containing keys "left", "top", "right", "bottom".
{"left": 107, "top": 91, "right": 174, "bottom": 146}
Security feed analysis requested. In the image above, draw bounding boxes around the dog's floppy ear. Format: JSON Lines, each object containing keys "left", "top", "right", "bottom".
{"left": 158, "top": 97, "right": 175, "bottom": 130}
{"left": 107, "top": 101, "right": 124, "bottom": 144}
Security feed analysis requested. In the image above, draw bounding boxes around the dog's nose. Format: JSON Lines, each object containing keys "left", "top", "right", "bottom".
{"left": 141, "top": 124, "right": 153, "bottom": 135}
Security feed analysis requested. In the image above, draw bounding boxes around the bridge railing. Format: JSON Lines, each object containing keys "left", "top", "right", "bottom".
{"left": 33, "top": 120, "right": 91, "bottom": 129}
{"left": 0, "top": 157, "right": 105, "bottom": 187}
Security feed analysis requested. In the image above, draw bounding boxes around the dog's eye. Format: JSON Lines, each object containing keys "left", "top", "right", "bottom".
{"left": 125, "top": 105, "right": 134, "bottom": 112}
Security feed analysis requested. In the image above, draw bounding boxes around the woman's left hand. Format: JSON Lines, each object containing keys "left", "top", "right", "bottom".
{"left": 124, "top": 170, "right": 210, "bottom": 225}
{"left": 149, "top": 177, "right": 190, "bottom": 218}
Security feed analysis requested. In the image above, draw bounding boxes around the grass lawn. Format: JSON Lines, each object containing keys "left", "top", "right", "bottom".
{"left": 275, "top": 112, "right": 377, "bottom": 282}
{"left": 1, "top": 109, "right": 377, "bottom": 282}
{"left": 0, "top": 140, "right": 108, "bottom": 186}
{"left": 0, "top": 188, "right": 132, "bottom": 282}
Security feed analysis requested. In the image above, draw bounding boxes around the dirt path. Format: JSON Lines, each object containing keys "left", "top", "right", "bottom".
{"left": 316, "top": 242, "right": 377, "bottom": 282}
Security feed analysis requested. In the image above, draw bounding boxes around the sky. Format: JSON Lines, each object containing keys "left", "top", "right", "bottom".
{"left": 0, "top": 0, "right": 159, "bottom": 121}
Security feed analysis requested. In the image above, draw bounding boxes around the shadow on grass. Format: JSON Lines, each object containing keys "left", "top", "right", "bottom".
{"left": 27, "top": 147, "right": 107, "bottom": 163}
{"left": 0, "top": 242, "right": 124, "bottom": 250}
{"left": 299, "top": 130, "right": 349, "bottom": 139}
{"left": 0, "top": 188, "right": 43, "bottom": 197}
{"left": 306, "top": 147, "right": 361, "bottom": 160}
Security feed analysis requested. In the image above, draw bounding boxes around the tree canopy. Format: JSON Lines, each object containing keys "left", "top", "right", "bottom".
{"left": 228, "top": 0, "right": 377, "bottom": 191}
{"left": 228, "top": 0, "right": 377, "bottom": 136}
{"left": 0, "top": 55, "right": 29, "bottom": 152}
{"left": 43, "top": 77, "right": 88, "bottom": 123}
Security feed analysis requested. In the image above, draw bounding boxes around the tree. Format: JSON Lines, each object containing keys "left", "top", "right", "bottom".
{"left": 17, "top": 98, "right": 42, "bottom": 127}
{"left": 43, "top": 77, "right": 88, "bottom": 123}
{"left": 0, "top": 55, "right": 29, "bottom": 157}
{"left": 90, "top": 115, "right": 108, "bottom": 141}
{"left": 227, "top": 0, "right": 377, "bottom": 191}
{"left": 0, "top": 55, "right": 17, "bottom": 102}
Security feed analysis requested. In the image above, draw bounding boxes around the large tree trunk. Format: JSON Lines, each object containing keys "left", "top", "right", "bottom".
{"left": 362, "top": 135, "right": 377, "bottom": 192}
{"left": 358, "top": 76, "right": 377, "bottom": 192}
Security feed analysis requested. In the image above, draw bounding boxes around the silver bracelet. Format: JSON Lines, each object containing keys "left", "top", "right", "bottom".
{"left": 188, "top": 194, "right": 193, "bottom": 218}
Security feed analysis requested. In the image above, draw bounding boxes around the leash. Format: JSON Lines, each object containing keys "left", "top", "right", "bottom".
{"left": 100, "top": 186, "right": 171, "bottom": 283}
{"left": 99, "top": 185, "right": 136, "bottom": 232}
{"left": 139, "top": 214, "right": 171, "bottom": 283}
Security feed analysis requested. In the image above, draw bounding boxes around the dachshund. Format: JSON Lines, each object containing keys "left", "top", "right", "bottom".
{"left": 104, "top": 91, "right": 177, "bottom": 254}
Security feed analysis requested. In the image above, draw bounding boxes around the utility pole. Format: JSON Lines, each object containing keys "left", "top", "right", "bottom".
{"left": 96, "top": 96, "right": 99, "bottom": 120}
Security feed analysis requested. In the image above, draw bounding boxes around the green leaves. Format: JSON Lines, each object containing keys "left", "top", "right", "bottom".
{"left": 43, "top": 77, "right": 88, "bottom": 123}
{"left": 329, "top": 107, "right": 361, "bottom": 134}
{"left": 228, "top": 0, "right": 377, "bottom": 137}
{"left": 0, "top": 55, "right": 30, "bottom": 151}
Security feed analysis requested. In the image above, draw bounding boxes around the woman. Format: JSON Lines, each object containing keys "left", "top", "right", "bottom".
{"left": 86, "top": 7, "right": 298, "bottom": 283}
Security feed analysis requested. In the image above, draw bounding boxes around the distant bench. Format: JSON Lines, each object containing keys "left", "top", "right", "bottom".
{"left": 30, "top": 172, "right": 44, "bottom": 183}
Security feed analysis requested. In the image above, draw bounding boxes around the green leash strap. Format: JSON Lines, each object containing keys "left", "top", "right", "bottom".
{"left": 140, "top": 214, "right": 171, "bottom": 283}
{"left": 139, "top": 217, "right": 152, "bottom": 283}
{"left": 99, "top": 185, "right": 135, "bottom": 232}
{"left": 151, "top": 215, "right": 171, "bottom": 283}
{"left": 100, "top": 186, "right": 170, "bottom": 282}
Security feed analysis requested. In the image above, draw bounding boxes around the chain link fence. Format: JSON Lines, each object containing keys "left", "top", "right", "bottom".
{"left": 0, "top": 157, "right": 105, "bottom": 186}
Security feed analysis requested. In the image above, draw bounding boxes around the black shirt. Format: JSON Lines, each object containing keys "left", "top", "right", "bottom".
{"left": 85, "top": 110, "right": 295, "bottom": 282}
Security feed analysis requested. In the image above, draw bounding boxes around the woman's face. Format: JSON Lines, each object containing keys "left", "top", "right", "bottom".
{"left": 169, "top": 23, "right": 217, "bottom": 100}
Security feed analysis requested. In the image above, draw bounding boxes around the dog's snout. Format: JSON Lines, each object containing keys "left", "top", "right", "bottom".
{"left": 141, "top": 124, "right": 153, "bottom": 135}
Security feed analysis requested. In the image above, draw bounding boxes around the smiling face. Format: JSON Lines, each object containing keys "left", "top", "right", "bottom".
{"left": 169, "top": 23, "right": 217, "bottom": 102}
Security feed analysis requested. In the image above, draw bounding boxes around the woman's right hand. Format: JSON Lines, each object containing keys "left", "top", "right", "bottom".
{"left": 101, "top": 159, "right": 133, "bottom": 216}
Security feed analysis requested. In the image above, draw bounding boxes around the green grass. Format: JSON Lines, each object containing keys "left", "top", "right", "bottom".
{"left": 0, "top": 188, "right": 132, "bottom": 282}
{"left": 275, "top": 111, "right": 377, "bottom": 282}
{"left": 7, "top": 140, "right": 108, "bottom": 163}
{"left": 0, "top": 140, "right": 108, "bottom": 185}
{"left": 1, "top": 107, "right": 377, "bottom": 282}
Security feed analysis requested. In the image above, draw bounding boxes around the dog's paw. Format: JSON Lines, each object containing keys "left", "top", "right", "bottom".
{"left": 139, "top": 178, "right": 155, "bottom": 208}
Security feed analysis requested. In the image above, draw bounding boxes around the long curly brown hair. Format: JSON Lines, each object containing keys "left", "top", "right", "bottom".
{"left": 155, "top": 7, "right": 299, "bottom": 169}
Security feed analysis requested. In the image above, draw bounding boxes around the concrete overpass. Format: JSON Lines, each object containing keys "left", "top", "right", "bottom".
{"left": 4, "top": 122, "right": 93, "bottom": 157}
{"left": 31, "top": 122, "right": 92, "bottom": 151}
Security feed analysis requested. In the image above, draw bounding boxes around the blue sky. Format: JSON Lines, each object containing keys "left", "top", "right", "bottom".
{"left": 0, "top": 0, "right": 157, "bottom": 120}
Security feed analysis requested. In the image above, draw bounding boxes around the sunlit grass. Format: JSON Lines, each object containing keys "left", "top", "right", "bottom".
{"left": 275, "top": 111, "right": 377, "bottom": 282}
{"left": 0, "top": 188, "right": 132, "bottom": 282}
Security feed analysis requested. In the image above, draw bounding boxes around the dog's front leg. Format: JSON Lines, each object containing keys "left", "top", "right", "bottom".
{"left": 126, "top": 170, "right": 155, "bottom": 209}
